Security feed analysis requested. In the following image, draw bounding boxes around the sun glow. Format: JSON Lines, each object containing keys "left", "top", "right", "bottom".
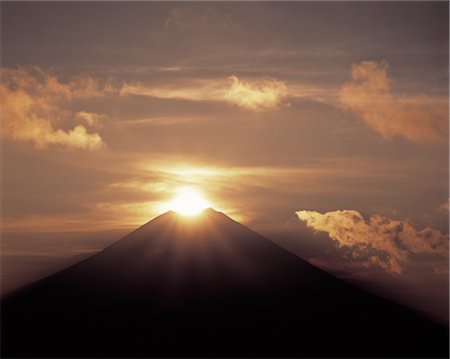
{"left": 168, "top": 188, "right": 211, "bottom": 216}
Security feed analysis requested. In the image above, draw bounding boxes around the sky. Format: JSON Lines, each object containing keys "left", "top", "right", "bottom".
{"left": 1, "top": 1, "right": 449, "bottom": 322}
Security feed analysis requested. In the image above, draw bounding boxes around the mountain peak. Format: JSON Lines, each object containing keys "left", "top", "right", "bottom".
{"left": 2, "top": 205, "right": 448, "bottom": 358}
{"left": 151, "top": 207, "right": 231, "bottom": 228}
{"left": 166, "top": 207, "right": 221, "bottom": 216}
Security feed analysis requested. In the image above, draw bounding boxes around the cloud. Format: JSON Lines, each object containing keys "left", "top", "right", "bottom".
{"left": 339, "top": 61, "right": 448, "bottom": 144}
{"left": 119, "top": 80, "right": 222, "bottom": 102}
{"left": 121, "top": 75, "right": 287, "bottom": 111}
{"left": 225, "top": 76, "right": 287, "bottom": 110}
{"left": 437, "top": 200, "right": 449, "bottom": 213}
{"left": 0, "top": 67, "right": 110, "bottom": 150}
{"left": 296, "top": 209, "right": 449, "bottom": 274}
{"left": 75, "top": 111, "right": 107, "bottom": 128}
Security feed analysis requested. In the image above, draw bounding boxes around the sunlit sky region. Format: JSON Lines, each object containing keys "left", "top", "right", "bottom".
{"left": 0, "top": 2, "right": 448, "bottom": 321}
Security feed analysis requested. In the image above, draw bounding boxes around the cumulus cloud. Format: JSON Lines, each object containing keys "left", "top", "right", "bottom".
{"left": 0, "top": 67, "right": 110, "bottom": 150}
{"left": 339, "top": 61, "right": 448, "bottom": 144}
{"left": 296, "top": 209, "right": 449, "bottom": 274}
{"left": 121, "top": 75, "right": 287, "bottom": 111}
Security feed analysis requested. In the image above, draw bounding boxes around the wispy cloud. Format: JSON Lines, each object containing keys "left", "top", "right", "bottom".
{"left": 339, "top": 61, "right": 448, "bottom": 144}
{"left": 0, "top": 67, "right": 112, "bottom": 150}
{"left": 296, "top": 209, "right": 449, "bottom": 274}
{"left": 120, "top": 75, "right": 287, "bottom": 111}
{"left": 119, "top": 80, "right": 222, "bottom": 102}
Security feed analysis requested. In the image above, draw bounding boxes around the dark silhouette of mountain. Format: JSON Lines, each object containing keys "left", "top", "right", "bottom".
{"left": 1, "top": 209, "right": 448, "bottom": 357}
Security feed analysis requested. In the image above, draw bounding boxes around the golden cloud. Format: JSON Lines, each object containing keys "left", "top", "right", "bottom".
{"left": 225, "top": 76, "right": 287, "bottom": 110}
{"left": 339, "top": 61, "right": 448, "bottom": 144}
{"left": 296, "top": 209, "right": 449, "bottom": 274}
{"left": 75, "top": 111, "right": 107, "bottom": 128}
{"left": 0, "top": 67, "right": 110, "bottom": 150}
{"left": 120, "top": 75, "right": 287, "bottom": 111}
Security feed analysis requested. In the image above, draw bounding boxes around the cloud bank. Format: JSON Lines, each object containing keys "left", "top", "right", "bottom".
{"left": 0, "top": 67, "right": 109, "bottom": 150}
{"left": 339, "top": 61, "right": 448, "bottom": 144}
{"left": 296, "top": 209, "right": 448, "bottom": 273}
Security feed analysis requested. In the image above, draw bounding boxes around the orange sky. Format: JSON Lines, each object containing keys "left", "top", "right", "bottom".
{"left": 0, "top": 1, "right": 448, "bottom": 321}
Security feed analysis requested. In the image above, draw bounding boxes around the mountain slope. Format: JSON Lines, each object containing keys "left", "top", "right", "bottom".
{"left": 1, "top": 209, "right": 448, "bottom": 357}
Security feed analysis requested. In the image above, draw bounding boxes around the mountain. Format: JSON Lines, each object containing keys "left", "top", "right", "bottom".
{"left": 1, "top": 209, "right": 448, "bottom": 357}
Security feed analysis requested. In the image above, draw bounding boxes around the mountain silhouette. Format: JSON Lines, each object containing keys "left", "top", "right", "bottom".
{"left": 1, "top": 209, "right": 448, "bottom": 357}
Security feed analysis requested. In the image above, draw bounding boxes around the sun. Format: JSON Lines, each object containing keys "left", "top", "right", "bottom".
{"left": 168, "top": 187, "right": 211, "bottom": 216}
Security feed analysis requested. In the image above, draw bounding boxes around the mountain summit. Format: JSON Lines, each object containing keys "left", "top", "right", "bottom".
{"left": 1, "top": 209, "right": 448, "bottom": 357}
